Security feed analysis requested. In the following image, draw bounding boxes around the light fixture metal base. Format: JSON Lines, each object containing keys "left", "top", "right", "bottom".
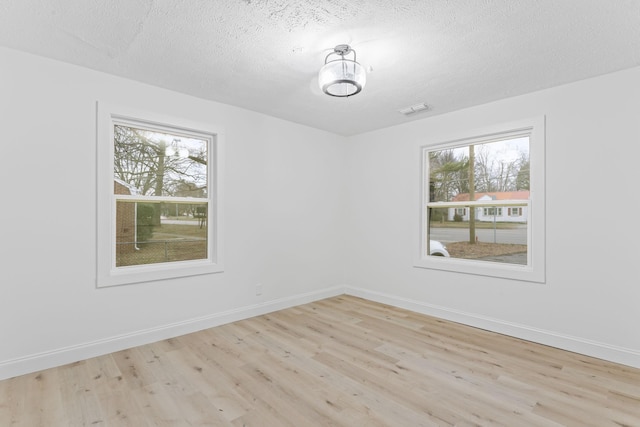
{"left": 333, "top": 44, "right": 352, "bottom": 56}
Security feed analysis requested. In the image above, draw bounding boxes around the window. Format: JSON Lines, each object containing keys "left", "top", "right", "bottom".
{"left": 509, "top": 207, "right": 522, "bottom": 217}
{"left": 97, "top": 103, "right": 224, "bottom": 287}
{"left": 482, "top": 207, "right": 503, "bottom": 216}
{"left": 416, "top": 117, "right": 545, "bottom": 283}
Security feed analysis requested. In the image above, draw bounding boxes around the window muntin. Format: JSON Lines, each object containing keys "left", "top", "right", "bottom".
{"left": 417, "top": 117, "right": 545, "bottom": 283}
{"left": 97, "top": 104, "right": 224, "bottom": 287}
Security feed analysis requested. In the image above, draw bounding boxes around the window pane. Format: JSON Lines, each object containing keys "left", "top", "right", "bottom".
{"left": 115, "top": 200, "right": 208, "bottom": 267}
{"left": 429, "top": 206, "right": 527, "bottom": 265}
{"left": 114, "top": 124, "right": 208, "bottom": 197}
{"left": 427, "top": 136, "right": 530, "bottom": 266}
{"left": 429, "top": 137, "right": 529, "bottom": 203}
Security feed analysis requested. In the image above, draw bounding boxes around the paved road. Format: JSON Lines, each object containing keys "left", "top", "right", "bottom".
{"left": 161, "top": 219, "right": 201, "bottom": 226}
{"left": 430, "top": 227, "right": 527, "bottom": 245}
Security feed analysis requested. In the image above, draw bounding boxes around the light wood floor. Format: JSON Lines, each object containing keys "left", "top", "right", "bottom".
{"left": 1, "top": 296, "right": 639, "bottom": 426}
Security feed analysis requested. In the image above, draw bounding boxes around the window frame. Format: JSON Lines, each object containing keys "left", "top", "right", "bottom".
{"left": 415, "top": 116, "right": 545, "bottom": 283}
{"left": 96, "top": 102, "right": 224, "bottom": 287}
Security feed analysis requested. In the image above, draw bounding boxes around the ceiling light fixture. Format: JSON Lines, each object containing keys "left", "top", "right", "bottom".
{"left": 318, "top": 44, "right": 366, "bottom": 97}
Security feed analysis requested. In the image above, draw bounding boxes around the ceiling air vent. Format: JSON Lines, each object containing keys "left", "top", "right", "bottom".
{"left": 398, "top": 103, "right": 431, "bottom": 116}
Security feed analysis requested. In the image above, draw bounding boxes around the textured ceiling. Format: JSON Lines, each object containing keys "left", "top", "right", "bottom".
{"left": 1, "top": 0, "right": 639, "bottom": 136}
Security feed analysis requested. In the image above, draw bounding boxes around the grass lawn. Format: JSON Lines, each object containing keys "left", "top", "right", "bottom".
{"left": 117, "top": 223, "right": 207, "bottom": 267}
{"left": 445, "top": 241, "right": 527, "bottom": 259}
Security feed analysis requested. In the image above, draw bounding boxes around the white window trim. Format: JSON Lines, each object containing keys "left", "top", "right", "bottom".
{"left": 96, "top": 102, "right": 224, "bottom": 287}
{"left": 414, "top": 116, "right": 545, "bottom": 283}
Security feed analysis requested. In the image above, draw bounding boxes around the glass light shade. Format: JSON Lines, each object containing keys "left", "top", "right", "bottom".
{"left": 318, "top": 59, "right": 366, "bottom": 97}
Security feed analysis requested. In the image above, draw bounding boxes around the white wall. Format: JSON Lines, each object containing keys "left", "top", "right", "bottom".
{"left": 1, "top": 45, "right": 639, "bottom": 379}
{"left": 0, "top": 47, "right": 347, "bottom": 379}
{"left": 343, "top": 67, "right": 640, "bottom": 368}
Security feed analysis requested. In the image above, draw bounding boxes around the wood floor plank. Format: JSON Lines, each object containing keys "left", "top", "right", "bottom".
{"left": 3, "top": 372, "right": 30, "bottom": 425}
{"left": 1, "top": 295, "right": 639, "bottom": 426}
{"left": 57, "top": 361, "right": 110, "bottom": 426}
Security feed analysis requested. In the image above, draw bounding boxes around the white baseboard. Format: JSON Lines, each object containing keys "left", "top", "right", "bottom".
{"left": 345, "top": 286, "right": 640, "bottom": 370}
{"left": 0, "top": 286, "right": 346, "bottom": 381}
{"left": 3, "top": 285, "right": 638, "bottom": 381}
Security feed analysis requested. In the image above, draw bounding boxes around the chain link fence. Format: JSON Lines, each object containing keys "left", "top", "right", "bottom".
{"left": 116, "top": 239, "right": 207, "bottom": 267}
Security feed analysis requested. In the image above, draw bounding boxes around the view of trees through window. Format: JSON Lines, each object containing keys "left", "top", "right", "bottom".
{"left": 427, "top": 137, "right": 530, "bottom": 265}
{"left": 113, "top": 124, "right": 209, "bottom": 267}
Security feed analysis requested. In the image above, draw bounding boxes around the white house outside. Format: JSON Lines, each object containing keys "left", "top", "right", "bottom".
{"left": 448, "top": 191, "right": 529, "bottom": 223}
